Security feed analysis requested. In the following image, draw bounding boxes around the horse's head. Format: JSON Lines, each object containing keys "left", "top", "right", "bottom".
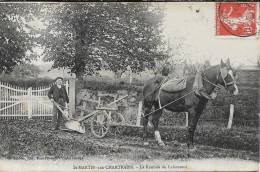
{"left": 218, "top": 58, "right": 239, "bottom": 96}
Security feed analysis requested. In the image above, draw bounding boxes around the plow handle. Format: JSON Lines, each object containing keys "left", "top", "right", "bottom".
{"left": 53, "top": 101, "right": 69, "bottom": 120}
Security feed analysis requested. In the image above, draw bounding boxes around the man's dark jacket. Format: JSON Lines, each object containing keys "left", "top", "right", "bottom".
{"left": 48, "top": 84, "right": 69, "bottom": 103}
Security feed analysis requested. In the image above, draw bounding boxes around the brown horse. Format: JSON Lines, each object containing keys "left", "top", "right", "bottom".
{"left": 142, "top": 59, "right": 238, "bottom": 150}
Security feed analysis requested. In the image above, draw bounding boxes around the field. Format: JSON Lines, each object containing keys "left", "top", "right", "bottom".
{"left": 0, "top": 70, "right": 259, "bottom": 171}
{"left": 0, "top": 118, "right": 258, "bottom": 166}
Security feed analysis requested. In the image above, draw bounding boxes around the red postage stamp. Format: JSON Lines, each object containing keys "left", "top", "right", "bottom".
{"left": 216, "top": 2, "right": 257, "bottom": 37}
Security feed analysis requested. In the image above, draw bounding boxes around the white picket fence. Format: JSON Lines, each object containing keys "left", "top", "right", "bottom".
{"left": 0, "top": 81, "right": 69, "bottom": 118}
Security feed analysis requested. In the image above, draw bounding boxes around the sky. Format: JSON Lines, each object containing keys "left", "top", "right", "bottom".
{"left": 163, "top": 2, "right": 259, "bottom": 67}
{"left": 31, "top": 2, "right": 259, "bottom": 68}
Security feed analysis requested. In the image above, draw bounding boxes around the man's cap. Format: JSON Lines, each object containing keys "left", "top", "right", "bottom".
{"left": 55, "top": 77, "right": 63, "bottom": 81}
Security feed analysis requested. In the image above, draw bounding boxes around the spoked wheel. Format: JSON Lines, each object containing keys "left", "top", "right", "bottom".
{"left": 109, "top": 112, "right": 126, "bottom": 136}
{"left": 91, "top": 111, "right": 110, "bottom": 138}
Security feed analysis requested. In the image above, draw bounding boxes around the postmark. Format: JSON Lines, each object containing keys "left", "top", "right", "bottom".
{"left": 216, "top": 2, "right": 258, "bottom": 38}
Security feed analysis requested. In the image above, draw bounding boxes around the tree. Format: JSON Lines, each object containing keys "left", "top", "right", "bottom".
{"left": 0, "top": 4, "right": 38, "bottom": 74}
{"left": 152, "top": 41, "right": 194, "bottom": 76}
{"left": 183, "top": 60, "right": 211, "bottom": 76}
{"left": 38, "top": 3, "right": 165, "bottom": 79}
{"left": 11, "top": 63, "right": 41, "bottom": 78}
{"left": 203, "top": 60, "right": 211, "bottom": 69}
{"left": 153, "top": 55, "right": 172, "bottom": 75}
{"left": 183, "top": 61, "right": 197, "bottom": 75}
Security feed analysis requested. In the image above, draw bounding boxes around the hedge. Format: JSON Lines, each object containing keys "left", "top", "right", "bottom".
{"left": 80, "top": 79, "right": 143, "bottom": 94}
{"left": 0, "top": 75, "right": 62, "bottom": 87}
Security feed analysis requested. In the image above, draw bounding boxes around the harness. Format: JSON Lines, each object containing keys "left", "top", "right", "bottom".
{"left": 157, "top": 65, "right": 235, "bottom": 109}
{"left": 140, "top": 65, "right": 236, "bottom": 119}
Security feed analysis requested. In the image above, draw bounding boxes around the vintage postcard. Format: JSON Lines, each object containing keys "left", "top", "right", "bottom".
{"left": 0, "top": 2, "right": 259, "bottom": 172}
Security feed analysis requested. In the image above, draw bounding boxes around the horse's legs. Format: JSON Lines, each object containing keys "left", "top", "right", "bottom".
{"left": 143, "top": 105, "right": 151, "bottom": 146}
{"left": 187, "top": 107, "right": 196, "bottom": 149}
{"left": 187, "top": 102, "right": 207, "bottom": 149}
{"left": 152, "top": 104, "right": 164, "bottom": 147}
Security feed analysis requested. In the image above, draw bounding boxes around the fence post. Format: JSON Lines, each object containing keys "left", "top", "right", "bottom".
{"left": 129, "top": 68, "right": 132, "bottom": 83}
{"left": 227, "top": 104, "right": 234, "bottom": 129}
{"left": 65, "top": 80, "right": 69, "bottom": 111}
{"left": 185, "top": 112, "right": 188, "bottom": 127}
{"left": 136, "top": 101, "right": 142, "bottom": 126}
{"left": 65, "top": 80, "right": 69, "bottom": 94}
{"left": 27, "top": 87, "right": 32, "bottom": 119}
{"left": 69, "top": 78, "right": 75, "bottom": 118}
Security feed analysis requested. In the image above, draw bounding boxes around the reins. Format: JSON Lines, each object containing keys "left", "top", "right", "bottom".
{"left": 138, "top": 66, "right": 234, "bottom": 119}
{"left": 137, "top": 90, "right": 196, "bottom": 119}
{"left": 197, "top": 71, "right": 223, "bottom": 90}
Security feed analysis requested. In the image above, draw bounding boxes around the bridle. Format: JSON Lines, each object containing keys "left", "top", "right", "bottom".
{"left": 197, "top": 65, "right": 237, "bottom": 97}
{"left": 218, "top": 65, "right": 236, "bottom": 88}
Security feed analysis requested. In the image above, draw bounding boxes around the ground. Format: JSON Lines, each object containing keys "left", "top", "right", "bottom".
{"left": 0, "top": 118, "right": 258, "bottom": 171}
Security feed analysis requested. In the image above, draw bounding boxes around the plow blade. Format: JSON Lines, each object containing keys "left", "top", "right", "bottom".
{"left": 65, "top": 120, "right": 85, "bottom": 134}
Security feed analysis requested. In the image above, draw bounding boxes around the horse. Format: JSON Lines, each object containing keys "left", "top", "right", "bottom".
{"left": 142, "top": 58, "right": 238, "bottom": 150}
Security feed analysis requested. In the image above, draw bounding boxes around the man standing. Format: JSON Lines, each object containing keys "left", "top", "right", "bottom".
{"left": 48, "top": 77, "right": 69, "bottom": 130}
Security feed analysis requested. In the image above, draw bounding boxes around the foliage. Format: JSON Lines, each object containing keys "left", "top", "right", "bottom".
{"left": 37, "top": 3, "right": 165, "bottom": 79}
{"left": 183, "top": 61, "right": 198, "bottom": 75}
{"left": 153, "top": 55, "right": 172, "bottom": 76}
{"left": 183, "top": 60, "right": 211, "bottom": 75}
{"left": 0, "top": 4, "right": 39, "bottom": 74}
{"left": 161, "top": 66, "right": 170, "bottom": 76}
{"left": 80, "top": 79, "right": 143, "bottom": 94}
{"left": 152, "top": 42, "right": 189, "bottom": 76}
{"left": 0, "top": 74, "right": 54, "bottom": 87}
{"left": 11, "top": 63, "right": 41, "bottom": 78}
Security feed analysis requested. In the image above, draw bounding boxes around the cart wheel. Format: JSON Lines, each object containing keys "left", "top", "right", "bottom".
{"left": 91, "top": 111, "right": 110, "bottom": 138}
{"left": 109, "top": 112, "right": 126, "bottom": 136}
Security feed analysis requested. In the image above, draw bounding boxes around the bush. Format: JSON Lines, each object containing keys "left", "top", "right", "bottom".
{"left": 80, "top": 79, "right": 143, "bottom": 94}
{"left": 0, "top": 74, "right": 55, "bottom": 87}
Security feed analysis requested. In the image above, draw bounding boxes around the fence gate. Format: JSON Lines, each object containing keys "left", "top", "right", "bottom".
{"left": 0, "top": 81, "right": 69, "bottom": 118}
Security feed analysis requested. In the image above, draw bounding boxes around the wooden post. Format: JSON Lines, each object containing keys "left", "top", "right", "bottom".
{"left": 185, "top": 112, "right": 188, "bottom": 127}
{"left": 227, "top": 104, "right": 234, "bottom": 129}
{"left": 129, "top": 67, "right": 132, "bottom": 84}
{"left": 65, "top": 80, "right": 69, "bottom": 94}
{"left": 136, "top": 101, "right": 142, "bottom": 126}
{"left": 69, "top": 78, "right": 75, "bottom": 118}
{"left": 27, "top": 87, "right": 32, "bottom": 119}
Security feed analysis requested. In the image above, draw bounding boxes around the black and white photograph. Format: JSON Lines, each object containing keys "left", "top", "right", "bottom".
{"left": 0, "top": 2, "right": 259, "bottom": 171}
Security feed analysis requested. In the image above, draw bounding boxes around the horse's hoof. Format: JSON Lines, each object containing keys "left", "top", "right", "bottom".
{"left": 159, "top": 142, "right": 165, "bottom": 147}
{"left": 143, "top": 142, "right": 149, "bottom": 146}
